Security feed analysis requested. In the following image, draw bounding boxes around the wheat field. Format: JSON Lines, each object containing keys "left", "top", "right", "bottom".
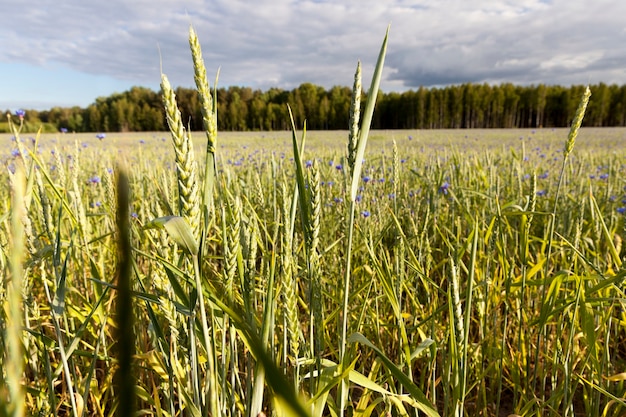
{"left": 1, "top": 27, "right": 625, "bottom": 417}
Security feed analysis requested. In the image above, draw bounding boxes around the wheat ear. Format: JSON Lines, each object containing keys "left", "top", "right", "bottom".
{"left": 161, "top": 74, "right": 201, "bottom": 241}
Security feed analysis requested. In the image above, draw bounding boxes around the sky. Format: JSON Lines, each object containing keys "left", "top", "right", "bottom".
{"left": 2, "top": 0, "right": 625, "bottom": 111}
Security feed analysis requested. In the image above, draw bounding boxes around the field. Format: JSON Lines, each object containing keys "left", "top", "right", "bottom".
{"left": 1, "top": 124, "right": 626, "bottom": 417}
{"left": 2, "top": 28, "right": 626, "bottom": 417}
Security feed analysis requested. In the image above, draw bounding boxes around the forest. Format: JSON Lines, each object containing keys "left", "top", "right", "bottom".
{"left": 3, "top": 82, "right": 626, "bottom": 133}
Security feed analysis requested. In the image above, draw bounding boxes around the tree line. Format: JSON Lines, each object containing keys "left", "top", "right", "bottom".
{"left": 4, "top": 82, "right": 626, "bottom": 133}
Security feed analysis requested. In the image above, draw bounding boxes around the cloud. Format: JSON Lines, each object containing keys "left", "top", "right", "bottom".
{"left": 2, "top": 0, "right": 626, "bottom": 109}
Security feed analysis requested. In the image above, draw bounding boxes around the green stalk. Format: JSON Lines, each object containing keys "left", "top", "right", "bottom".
{"left": 7, "top": 168, "right": 25, "bottom": 417}
{"left": 339, "top": 26, "right": 389, "bottom": 416}
{"left": 114, "top": 170, "right": 135, "bottom": 417}
{"left": 192, "top": 253, "right": 218, "bottom": 417}
{"left": 534, "top": 85, "right": 591, "bottom": 395}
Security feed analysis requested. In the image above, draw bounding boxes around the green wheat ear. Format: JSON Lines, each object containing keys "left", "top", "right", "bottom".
{"left": 563, "top": 85, "right": 591, "bottom": 158}
{"left": 347, "top": 61, "right": 362, "bottom": 174}
{"left": 189, "top": 25, "right": 219, "bottom": 225}
{"left": 161, "top": 73, "right": 201, "bottom": 242}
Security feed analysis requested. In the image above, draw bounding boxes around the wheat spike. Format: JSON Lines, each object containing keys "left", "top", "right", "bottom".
{"left": 450, "top": 257, "right": 465, "bottom": 350}
{"left": 53, "top": 147, "right": 66, "bottom": 190}
{"left": 189, "top": 25, "right": 217, "bottom": 154}
{"left": 281, "top": 184, "right": 299, "bottom": 363}
{"left": 36, "top": 169, "right": 54, "bottom": 240}
{"left": 347, "top": 62, "right": 362, "bottom": 175}
{"left": 564, "top": 86, "right": 591, "bottom": 158}
{"left": 161, "top": 73, "right": 201, "bottom": 241}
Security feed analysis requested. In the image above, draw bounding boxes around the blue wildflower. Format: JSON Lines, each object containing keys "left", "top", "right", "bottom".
{"left": 88, "top": 175, "right": 101, "bottom": 184}
{"left": 60, "top": 127, "right": 68, "bottom": 133}
{"left": 96, "top": 133, "right": 106, "bottom": 140}
{"left": 14, "top": 109, "right": 25, "bottom": 119}
{"left": 361, "top": 210, "right": 371, "bottom": 218}
{"left": 439, "top": 181, "right": 450, "bottom": 195}
{"left": 363, "top": 176, "right": 371, "bottom": 183}
{"left": 617, "top": 207, "right": 626, "bottom": 214}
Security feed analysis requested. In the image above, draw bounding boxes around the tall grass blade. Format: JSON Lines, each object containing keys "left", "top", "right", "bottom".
{"left": 349, "top": 25, "right": 389, "bottom": 202}
{"left": 114, "top": 169, "right": 136, "bottom": 417}
{"left": 7, "top": 167, "right": 25, "bottom": 417}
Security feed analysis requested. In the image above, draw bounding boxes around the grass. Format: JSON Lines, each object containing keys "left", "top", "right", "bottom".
{"left": 1, "top": 28, "right": 626, "bottom": 417}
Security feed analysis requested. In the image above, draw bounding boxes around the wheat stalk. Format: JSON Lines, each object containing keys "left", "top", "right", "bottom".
{"left": 7, "top": 167, "right": 25, "bottom": 417}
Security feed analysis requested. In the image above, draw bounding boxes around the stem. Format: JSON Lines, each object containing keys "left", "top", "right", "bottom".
{"left": 193, "top": 254, "right": 218, "bottom": 417}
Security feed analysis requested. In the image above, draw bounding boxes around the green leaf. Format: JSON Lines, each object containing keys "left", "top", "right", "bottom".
{"left": 144, "top": 215, "right": 198, "bottom": 255}
{"left": 350, "top": 25, "right": 389, "bottom": 202}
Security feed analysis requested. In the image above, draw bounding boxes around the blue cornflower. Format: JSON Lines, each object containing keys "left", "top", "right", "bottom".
{"left": 139, "top": 139, "right": 145, "bottom": 144}
{"left": 363, "top": 176, "right": 371, "bottom": 183}
{"left": 334, "top": 197, "right": 343, "bottom": 204}
{"left": 539, "top": 172, "right": 549, "bottom": 179}
{"left": 305, "top": 160, "right": 313, "bottom": 168}
{"left": 536, "top": 190, "right": 547, "bottom": 197}
{"left": 617, "top": 207, "right": 626, "bottom": 214}
{"left": 439, "top": 181, "right": 450, "bottom": 195}
{"left": 60, "top": 127, "right": 68, "bottom": 133}
{"left": 361, "top": 210, "right": 371, "bottom": 218}
{"left": 599, "top": 173, "right": 609, "bottom": 180}
{"left": 88, "top": 175, "right": 101, "bottom": 184}
{"left": 10, "top": 149, "right": 20, "bottom": 157}
{"left": 336, "top": 164, "right": 343, "bottom": 171}
{"left": 14, "top": 109, "right": 25, "bottom": 118}
{"left": 96, "top": 133, "right": 106, "bottom": 140}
